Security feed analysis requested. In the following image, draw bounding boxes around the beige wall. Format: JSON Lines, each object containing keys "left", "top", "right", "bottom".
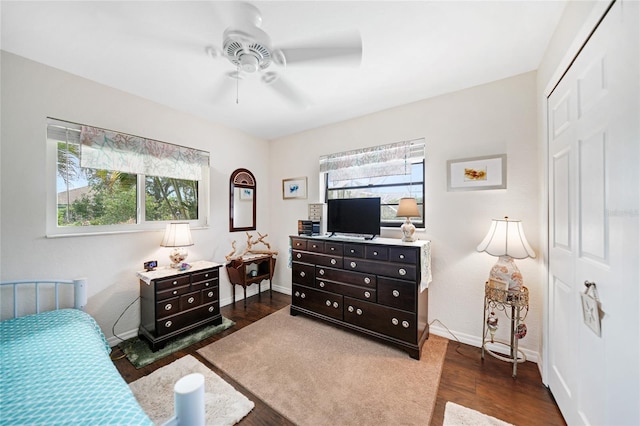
{"left": 0, "top": 51, "right": 270, "bottom": 342}
{"left": 268, "top": 71, "right": 543, "bottom": 358}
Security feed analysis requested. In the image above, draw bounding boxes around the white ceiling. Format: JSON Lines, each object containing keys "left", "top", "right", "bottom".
{"left": 1, "top": 1, "right": 567, "bottom": 140}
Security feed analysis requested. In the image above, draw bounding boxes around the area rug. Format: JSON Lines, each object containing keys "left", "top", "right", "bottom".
{"left": 198, "top": 307, "right": 449, "bottom": 426}
{"left": 444, "top": 402, "right": 514, "bottom": 426}
{"left": 119, "top": 317, "right": 234, "bottom": 368}
{"left": 129, "top": 355, "right": 254, "bottom": 426}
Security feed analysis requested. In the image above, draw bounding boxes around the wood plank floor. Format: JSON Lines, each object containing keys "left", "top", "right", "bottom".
{"left": 113, "top": 291, "right": 565, "bottom": 426}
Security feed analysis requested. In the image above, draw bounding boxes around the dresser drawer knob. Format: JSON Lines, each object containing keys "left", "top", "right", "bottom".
{"left": 172, "top": 280, "right": 178, "bottom": 285}
{"left": 364, "top": 277, "right": 371, "bottom": 284}
{"left": 326, "top": 300, "right": 332, "bottom": 307}
{"left": 350, "top": 261, "right": 357, "bottom": 268}
{"left": 356, "top": 308, "right": 363, "bottom": 316}
{"left": 208, "top": 306, "right": 214, "bottom": 313}
{"left": 300, "top": 271, "right": 306, "bottom": 278}
{"left": 207, "top": 291, "right": 214, "bottom": 298}
{"left": 364, "top": 291, "right": 371, "bottom": 298}
{"left": 350, "top": 249, "right": 355, "bottom": 253}
{"left": 398, "top": 268, "right": 407, "bottom": 276}
{"left": 330, "top": 247, "right": 336, "bottom": 251}
{"left": 373, "top": 251, "right": 378, "bottom": 256}
{"left": 319, "top": 269, "right": 325, "bottom": 275}
{"left": 164, "top": 303, "right": 172, "bottom": 311}
{"left": 392, "top": 318, "right": 399, "bottom": 326}
{"left": 204, "top": 273, "right": 210, "bottom": 278}
{"left": 399, "top": 254, "right": 405, "bottom": 259}
{"left": 348, "top": 305, "right": 354, "bottom": 313}
{"left": 392, "top": 290, "right": 400, "bottom": 297}
{"left": 296, "top": 253, "right": 302, "bottom": 259}
{"left": 333, "top": 302, "right": 339, "bottom": 309}
{"left": 188, "top": 297, "right": 195, "bottom": 304}
{"left": 173, "top": 290, "right": 178, "bottom": 295}
{"left": 165, "top": 320, "right": 173, "bottom": 328}
{"left": 295, "top": 291, "right": 300, "bottom": 297}
{"left": 205, "top": 282, "right": 211, "bottom": 287}
{"left": 402, "top": 321, "right": 410, "bottom": 328}
{"left": 301, "top": 293, "right": 306, "bottom": 299}
{"left": 331, "top": 259, "right": 337, "bottom": 265}
{"left": 319, "top": 281, "right": 325, "bottom": 288}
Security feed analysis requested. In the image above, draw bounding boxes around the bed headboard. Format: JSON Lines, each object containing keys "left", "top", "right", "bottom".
{"left": 0, "top": 278, "right": 87, "bottom": 319}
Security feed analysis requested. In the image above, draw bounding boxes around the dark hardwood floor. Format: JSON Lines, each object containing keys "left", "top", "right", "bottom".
{"left": 113, "top": 291, "right": 565, "bottom": 426}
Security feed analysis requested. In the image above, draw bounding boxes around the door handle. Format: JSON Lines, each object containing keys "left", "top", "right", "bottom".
{"left": 584, "top": 280, "right": 596, "bottom": 289}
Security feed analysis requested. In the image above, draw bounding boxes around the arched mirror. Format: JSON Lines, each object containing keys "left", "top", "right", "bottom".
{"left": 229, "top": 168, "right": 256, "bottom": 232}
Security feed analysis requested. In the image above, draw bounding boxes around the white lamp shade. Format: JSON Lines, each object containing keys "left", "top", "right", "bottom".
{"left": 396, "top": 198, "right": 420, "bottom": 218}
{"left": 476, "top": 217, "right": 535, "bottom": 259}
{"left": 161, "top": 223, "right": 193, "bottom": 248}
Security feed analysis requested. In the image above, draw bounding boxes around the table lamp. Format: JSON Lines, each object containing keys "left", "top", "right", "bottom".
{"left": 396, "top": 197, "right": 421, "bottom": 242}
{"left": 476, "top": 217, "right": 535, "bottom": 290}
{"left": 161, "top": 222, "right": 193, "bottom": 268}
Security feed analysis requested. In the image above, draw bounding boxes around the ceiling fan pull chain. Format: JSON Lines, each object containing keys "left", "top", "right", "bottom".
{"left": 236, "top": 64, "right": 240, "bottom": 104}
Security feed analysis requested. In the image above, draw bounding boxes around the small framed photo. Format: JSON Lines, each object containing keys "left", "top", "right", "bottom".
{"left": 239, "top": 188, "right": 253, "bottom": 201}
{"left": 283, "top": 177, "right": 307, "bottom": 199}
{"left": 581, "top": 292, "right": 602, "bottom": 337}
{"left": 488, "top": 278, "right": 508, "bottom": 291}
{"left": 447, "top": 154, "right": 507, "bottom": 191}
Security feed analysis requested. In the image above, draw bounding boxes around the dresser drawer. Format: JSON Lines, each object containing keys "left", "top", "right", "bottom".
{"left": 377, "top": 277, "right": 416, "bottom": 312}
{"left": 192, "top": 268, "right": 218, "bottom": 284}
{"left": 388, "top": 247, "right": 418, "bottom": 264}
{"left": 156, "top": 297, "right": 180, "bottom": 319}
{"left": 344, "top": 297, "right": 417, "bottom": 343}
{"left": 291, "top": 238, "right": 308, "bottom": 251}
{"left": 307, "top": 240, "right": 324, "bottom": 253}
{"left": 155, "top": 302, "right": 219, "bottom": 336}
{"left": 344, "top": 257, "right": 416, "bottom": 281}
{"left": 344, "top": 243, "right": 364, "bottom": 258}
{"left": 155, "top": 275, "right": 190, "bottom": 292}
{"left": 316, "top": 279, "right": 376, "bottom": 302}
{"left": 292, "top": 262, "right": 315, "bottom": 286}
{"left": 202, "top": 286, "right": 218, "bottom": 303}
{"left": 191, "top": 277, "right": 218, "bottom": 292}
{"left": 316, "top": 266, "right": 375, "bottom": 288}
{"left": 180, "top": 291, "right": 202, "bottom": 310}
{"left": 324, "top": 242, "right": 343, "bottom": 255}
{"left": 293, "top": 251, "right": 343, "bottom": 269}
{"left": 157, "top": 284, "right": 191, "bottom": 301}
{"left": 292, "top": 284, "right": 343, "bottom": 321}
{"left": 365, "top": 245, "right": 388, "bottom": 261}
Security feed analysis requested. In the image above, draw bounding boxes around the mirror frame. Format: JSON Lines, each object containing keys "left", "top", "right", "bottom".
{"left": 229, "top": 168, "right": 256, "bottom": 232}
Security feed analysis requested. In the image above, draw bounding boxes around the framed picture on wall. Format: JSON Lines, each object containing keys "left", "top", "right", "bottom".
{"left": 282, "top": 177, "right": 308, "bottom": 199}
{"left": 240, "top": 188, "right": 253, "bottom": 201}
{"left": 447, "top": 154, "right": 507, "bottom": 191}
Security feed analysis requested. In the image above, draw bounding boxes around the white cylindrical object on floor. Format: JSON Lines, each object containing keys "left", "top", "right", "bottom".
{"left": 174, "top": 373, "right": 205, "bottom": 426}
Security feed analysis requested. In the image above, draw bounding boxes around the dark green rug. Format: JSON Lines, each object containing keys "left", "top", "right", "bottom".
{"left": 119, "top": 317, "right": 235, "bottom": 368}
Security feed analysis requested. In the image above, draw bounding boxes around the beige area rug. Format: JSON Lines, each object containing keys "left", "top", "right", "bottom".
{"left": 198, "top": 307, "right": 449, "bottom": 426}
{"left": 444, "top": 402, "right": 514, "bottom": 426}
{"left": 129, "top": 355, "right": 254, "bottom": 426}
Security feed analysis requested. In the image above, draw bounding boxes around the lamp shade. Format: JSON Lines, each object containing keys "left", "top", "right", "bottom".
{"left": 396, "top": 198, "right": 420, "bottom": 218}
{"left": 160, "top": 223, "right": 193, "bottom": 248}
{"left": 476, "top": 217, "right": 535, "bottom": 259}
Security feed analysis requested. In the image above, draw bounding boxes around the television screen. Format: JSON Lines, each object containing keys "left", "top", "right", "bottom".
{"left": 327, "top": 197, "right": 381, "bottom": 239}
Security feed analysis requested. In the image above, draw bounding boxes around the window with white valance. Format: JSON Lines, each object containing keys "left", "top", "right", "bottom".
{"left": 320, "top": 138, "right": 425, "bottom": 228}
{"left": 47, "top": 118, "right": 210, "bottom": 236}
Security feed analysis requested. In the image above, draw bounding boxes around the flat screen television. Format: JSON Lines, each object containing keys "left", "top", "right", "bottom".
{"left": 327, "top": 197, "right": 381, "bottom": 239}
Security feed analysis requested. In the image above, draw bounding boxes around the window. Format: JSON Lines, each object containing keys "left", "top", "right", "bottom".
{"left": 320, "top": 139, "right": 425, "bottom": 228}
{"left": 48, "top": 118, "right": 209, "bottom": 236}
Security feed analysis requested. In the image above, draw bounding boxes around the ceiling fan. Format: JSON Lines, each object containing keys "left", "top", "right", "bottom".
{"left": 204, "top": 2, "right": 362, "bottom": 107}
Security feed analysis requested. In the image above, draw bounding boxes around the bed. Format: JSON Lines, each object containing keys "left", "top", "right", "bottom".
{"left": 0, "top": 279, "right": 154, "bottom": 425}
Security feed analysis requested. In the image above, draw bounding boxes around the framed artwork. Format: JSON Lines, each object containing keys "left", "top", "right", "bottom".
{"left": 239, "top": 188, "right": 253, "bottom": 201}
{"left": 447, "top": 154, "right": 507, "bottom": 191}
{"left": 282, "top": 177, "right": 308, "bottom": 199}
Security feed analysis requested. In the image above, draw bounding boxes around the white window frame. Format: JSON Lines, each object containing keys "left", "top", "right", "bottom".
{"left": 46, "top": 118, "right": 209, "bottom": 237}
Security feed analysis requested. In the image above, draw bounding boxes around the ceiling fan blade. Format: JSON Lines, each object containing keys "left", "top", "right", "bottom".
{"left": 262, "top": 72, "right": 311, "bottom": 108}
{"left": 275, "top": 31, "right": 362, "bottom": 67}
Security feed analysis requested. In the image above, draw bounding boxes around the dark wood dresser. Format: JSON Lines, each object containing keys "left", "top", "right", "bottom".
{"left": 138, "top": 260, "right": 222, "bottom": 351}
{"left": 290, "top": 236, "right": 431, "bottom": 359}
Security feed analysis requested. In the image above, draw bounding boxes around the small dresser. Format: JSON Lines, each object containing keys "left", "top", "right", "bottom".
{"left": 138, "top": 260, "right": 222, "bottom": 351}
{"left": 290, "top": 236, "right": 431, "bottom": 359}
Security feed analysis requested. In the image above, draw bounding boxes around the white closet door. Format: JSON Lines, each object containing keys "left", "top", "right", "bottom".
{"left": 547, "top": 1, "right": 639, "bottom": 424}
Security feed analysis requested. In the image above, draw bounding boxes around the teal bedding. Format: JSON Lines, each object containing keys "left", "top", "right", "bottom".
{"left": 0, "top": 309, "right": 153, "bottom": 425}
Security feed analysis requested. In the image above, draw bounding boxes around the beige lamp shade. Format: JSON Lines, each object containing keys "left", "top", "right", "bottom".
{"left": 476, "top": 217, "right": 535, "bottom": 259}
{"left": 396, "top": 198, "right": 420, "bottom": 218}
{"left": 161, "top": 223, "right": 193, "bottom": 248}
